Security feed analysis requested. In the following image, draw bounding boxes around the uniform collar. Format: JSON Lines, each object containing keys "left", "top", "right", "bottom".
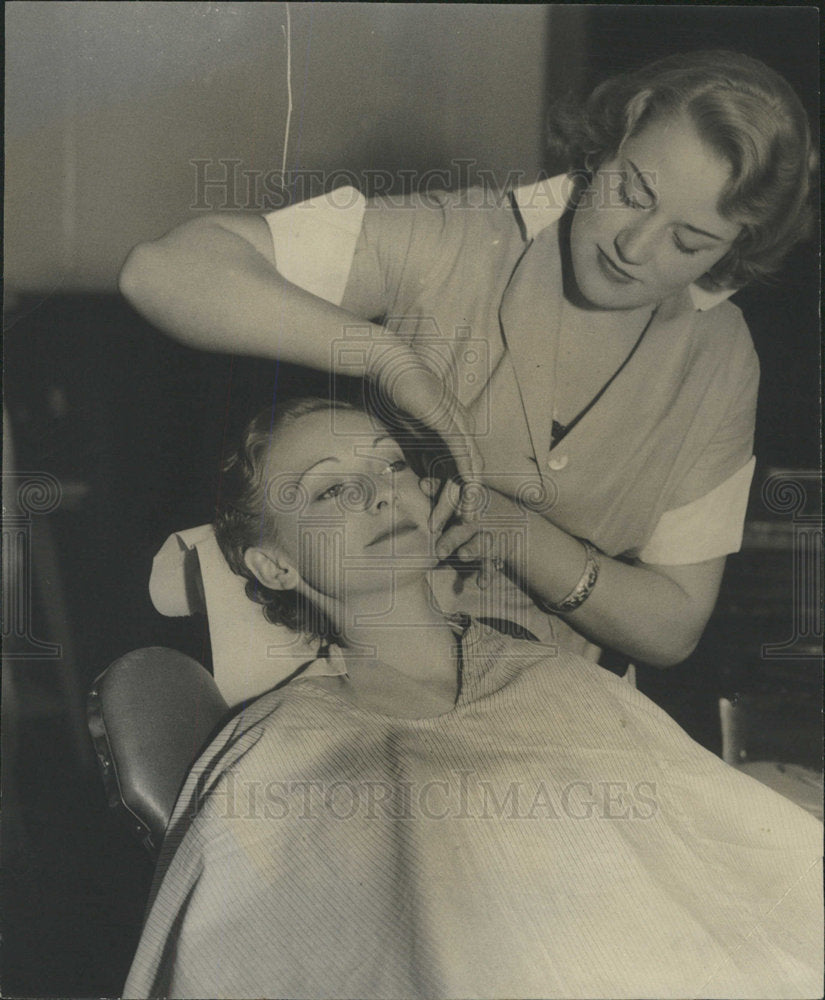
{"left": 688, "top": 283, "right": 736, "bottom": 311}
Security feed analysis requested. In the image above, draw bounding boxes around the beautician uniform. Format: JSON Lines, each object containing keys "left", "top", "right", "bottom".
{"left": 264, "top": 175, "right": 758, "bottom": 656}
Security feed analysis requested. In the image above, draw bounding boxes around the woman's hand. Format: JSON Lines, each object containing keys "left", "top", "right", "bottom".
{"left": 422, "top": 475, "right": 727, "bottom": 667}
{"left": 369, "top": 350, "right": 483, "bottom": 484}
{"left": 422, "top": 478, "right": 519, "bottom": 588}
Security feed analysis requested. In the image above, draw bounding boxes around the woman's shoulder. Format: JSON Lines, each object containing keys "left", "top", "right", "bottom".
{"left": 685, "top": 296, "right": 760, "bottom": 383}
{"left": 364, "top": 182, "right": 536, "bottom": 248}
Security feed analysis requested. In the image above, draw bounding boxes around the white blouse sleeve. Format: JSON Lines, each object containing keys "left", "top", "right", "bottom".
{"left": 262, "top": 188, "right": 366, "bottom": 305}
{"left": 638, "top": 457, "right": 756, "bottom": 565}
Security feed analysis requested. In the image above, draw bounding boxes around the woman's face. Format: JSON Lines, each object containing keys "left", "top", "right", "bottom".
{"left": 569, "top": 113, "right": 743, "bottom": 310}
{"left": 259, "top": 408, "right": 435, "bottom": 599}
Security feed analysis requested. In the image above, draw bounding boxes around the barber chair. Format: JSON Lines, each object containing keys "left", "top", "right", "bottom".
{"left": 87, "top": 647, "right": 228, "bottom": 855}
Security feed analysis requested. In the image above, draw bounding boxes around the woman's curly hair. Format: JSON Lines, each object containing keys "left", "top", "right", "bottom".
{"left": 214, "top": 397, "right": 348, "bottom": 642}
{"left": 547, "top": 50, "right": 817, "bottom": 289}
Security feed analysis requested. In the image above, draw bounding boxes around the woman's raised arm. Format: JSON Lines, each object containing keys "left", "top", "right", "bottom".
{"left": 119, "top": 213, "right": 483, "bottom": 477}
{"left": 119, "top": 213, "right": 382, "bottom": 371}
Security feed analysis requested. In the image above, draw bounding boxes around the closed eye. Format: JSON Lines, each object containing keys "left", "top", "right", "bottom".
{"left": 673, "top": 234, "right": 702, "bottom": 256}
{"left": 618, "top": 175, "right": 654, "bottom": 211}
{"left": 618, "top": 178, "right": 711, "bottom": 255}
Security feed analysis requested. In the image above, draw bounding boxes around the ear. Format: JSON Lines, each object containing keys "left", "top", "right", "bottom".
{"left": 243, "top": 546, "right": 300, "bottom": 591}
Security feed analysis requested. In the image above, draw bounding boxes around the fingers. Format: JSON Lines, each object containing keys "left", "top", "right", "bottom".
{"left": 476, "top": 545, "right": 507, "bottom": 590}
{"left": 424, "top": 397, "right": 483, "bottom": 483}
{"left": 446, "top": 411, "right": 485, "bottom": 482}
{"left": 371, "top": 353, "right": 484, "bottom": 481}
{"left": 434, "top": 521, "right": 480, "bottom": 563}
{"left": 426, "top": 478, "right": 462, "bottom": 536}
{"left": 451, "top": 436, "right": 485, "bottom": 483}
{"left": 456, "top": 476, "right": 491, "bottom": 522}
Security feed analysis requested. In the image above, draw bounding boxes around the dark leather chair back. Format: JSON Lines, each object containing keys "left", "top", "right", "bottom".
{"left": 87, "top": 647, "right": 228, "bottom": 855}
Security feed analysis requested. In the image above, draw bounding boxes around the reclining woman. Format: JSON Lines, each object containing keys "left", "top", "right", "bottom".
{"left": 123, "top": 396, "right": 821, "bottom": 1000}
{"left": 120, "top": 50, "right": 817, "bottom": 668}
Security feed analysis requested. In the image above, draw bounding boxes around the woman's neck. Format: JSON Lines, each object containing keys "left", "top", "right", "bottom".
{"left": 335, "top": 575, "right": 458, "bottom": 687}
{"left": 558, "top": 206, "right": 599, "bottom": 311}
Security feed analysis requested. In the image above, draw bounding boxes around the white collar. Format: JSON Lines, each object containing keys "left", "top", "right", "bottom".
{"left": 688, "top": 283, "right": 736, "bottom": 311}
{"left": 512, "top": 175, "right": 736, "bottom": 314}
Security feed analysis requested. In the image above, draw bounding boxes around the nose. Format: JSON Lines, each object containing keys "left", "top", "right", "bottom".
{"left": 368, "top": 475, "right": 394, "bottom": 514}
{"left": 614, "top": 216, "right": 658, "bottom": 266}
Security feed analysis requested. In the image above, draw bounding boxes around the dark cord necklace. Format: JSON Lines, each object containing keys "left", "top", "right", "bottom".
{"left": 550, "top": 307, "right": 658, "bottom": 450}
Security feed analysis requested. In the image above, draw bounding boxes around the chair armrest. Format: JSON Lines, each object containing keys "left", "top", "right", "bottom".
{"left": 87, "top": 647, "right": 228, "bottom": 854}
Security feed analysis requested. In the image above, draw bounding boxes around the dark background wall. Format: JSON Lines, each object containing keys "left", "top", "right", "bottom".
{"left": 3, "top": 5, "right": 819, "bottom": 997}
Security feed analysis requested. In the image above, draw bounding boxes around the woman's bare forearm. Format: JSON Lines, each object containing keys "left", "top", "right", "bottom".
{"left": 438, "top": 487, "right": 725, "bottom": 666}
{"left": 515, "top": 508, "right": 725, "bottom": 667}
{"left": 119, "top": 214, "right": 382, "bottom": 373}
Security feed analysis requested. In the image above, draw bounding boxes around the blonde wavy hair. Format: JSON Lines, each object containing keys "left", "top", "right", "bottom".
{"left": 547, "top": 50, "right": 817, "bottom": 290}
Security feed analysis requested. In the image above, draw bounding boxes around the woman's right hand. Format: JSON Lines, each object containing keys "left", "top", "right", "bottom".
{"left": 367, "top": 347, "right": 483, "bottom": 483}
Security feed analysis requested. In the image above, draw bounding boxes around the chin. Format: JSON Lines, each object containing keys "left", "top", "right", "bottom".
{"left": 571, "top": 257, "right": 652, "bottom": 311}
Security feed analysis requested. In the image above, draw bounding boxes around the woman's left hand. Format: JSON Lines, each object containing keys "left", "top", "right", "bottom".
{"left": 421, "top": 478, "right": 520, "bottom": 588}
{"left": 420, "top": 476, "right": 727, "bottom": 667}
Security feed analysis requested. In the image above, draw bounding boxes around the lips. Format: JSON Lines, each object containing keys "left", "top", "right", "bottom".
{"left": 597, "top": 246, "right": 638, "bottom": 284}
{"left": 366, "top": 520, "right": 419, "bottom": 548}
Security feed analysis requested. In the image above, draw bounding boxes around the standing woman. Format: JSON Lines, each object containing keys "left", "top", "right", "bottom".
{"left": 120, "top": 50, "right": 815, "bottom": 667}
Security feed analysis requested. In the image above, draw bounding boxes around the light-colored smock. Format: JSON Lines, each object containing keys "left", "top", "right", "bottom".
{"left": 123, "top": 622, "right": 822, "bottom": 999}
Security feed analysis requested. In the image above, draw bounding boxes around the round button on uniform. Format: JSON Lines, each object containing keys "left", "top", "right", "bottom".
{"left": 547, "top": 454, "right": 569, "bottom": 471}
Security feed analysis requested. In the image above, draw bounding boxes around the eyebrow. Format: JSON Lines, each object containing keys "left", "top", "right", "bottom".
{"left": 296, "top": 435, "right": 397, "bottom": 485}
{"left": 297, "top": 456, "right": 340, "bottom": 485}
{"left": 626, "top": 158, "right": 725, "bottom": 242}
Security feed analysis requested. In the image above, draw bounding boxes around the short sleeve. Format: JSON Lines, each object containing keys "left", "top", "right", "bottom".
{"left": 341, "top": 190, "right": 457, "bottom": 321}
{"left": 262, "top": 188, "right": 366, "bottom": 305}
{"left": 263, "top": 186, "right": 468, "bottom": 324}
{"left": 638, "top": 456, "right": 756, "bottom": 565}
{"left": 639, "top": 318, "right": 760, "bottom": 565}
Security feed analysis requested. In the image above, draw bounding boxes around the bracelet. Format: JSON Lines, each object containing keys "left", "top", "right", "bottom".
{"left": 544, "top": 539, "right": 601, "bottom": 614}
